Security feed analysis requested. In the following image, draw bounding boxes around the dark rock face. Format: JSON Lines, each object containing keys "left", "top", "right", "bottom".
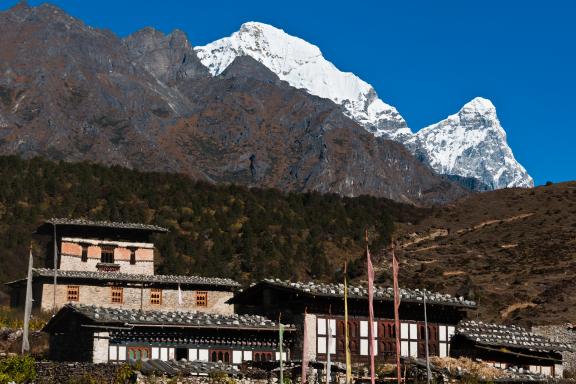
{"left": 0, "top": 3, "right": 467, "bottom": 205}
{"left": 124, "top": 27, "right": 209, "bottom": 83}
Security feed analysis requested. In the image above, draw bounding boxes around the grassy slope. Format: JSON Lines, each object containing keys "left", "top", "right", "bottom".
{"left": 393, "top": 181, "right": 576, "bottom": 327}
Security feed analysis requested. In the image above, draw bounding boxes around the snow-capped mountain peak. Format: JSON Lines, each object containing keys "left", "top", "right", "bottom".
{"left": 195, "top": 23, "right": 533, "bottom": 190}
{"left": 406, "top": 97, "right": 534, "bottom": 189}
{"left": 195, "top": 21, "right": 411, "bottom": 139}
{"left": 460, "top": 96, "right": 497, "bottom": 116}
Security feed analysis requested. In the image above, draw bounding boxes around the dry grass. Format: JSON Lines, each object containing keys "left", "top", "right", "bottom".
{"left": 443, "top": 271, "right": 467, "bottom": 277}
{"left": 393, "top": 181, "right": 576, "bottom": 326}
{"left": 500, "top": 302, "right": 537, "bottom": 320}
{"left": 0, "top": 306, "right": 49, "bottom": 331}
{"left": 430, "top": 356, "right": 506, "bottom": 379}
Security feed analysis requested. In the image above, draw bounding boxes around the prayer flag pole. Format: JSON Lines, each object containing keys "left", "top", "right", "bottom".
{"left": 366, "top": 230, "right": 376, "bottom": 384}
{"left": 279, "top": 313, "right": 284, "bottom": 384}
{"left": 344, "top": 262, "right": 352, "bottom": 384}
{"left": 301, "top": 307, "right": 308, "bottom": 384}
{"left": 423, "top": 291, "right": 431, "bottom": 384}
{"left": 326, "top": 305, "right": 332, "bottom": 384}
{"left": 52, "top": 222, "right": 58, "bottom": 316}
{"left": 22, "top": 246, "right": 33, "bottom": 355}
{"left": 392, "top": 243, "right": 402, "bottom": 384}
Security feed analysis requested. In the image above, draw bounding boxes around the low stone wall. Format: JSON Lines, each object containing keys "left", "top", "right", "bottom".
{"left": 34, "top": 361, "right": 131, "bottom": 384}
{"left": 136, "top": 375, "right": 270, "bottom": 384}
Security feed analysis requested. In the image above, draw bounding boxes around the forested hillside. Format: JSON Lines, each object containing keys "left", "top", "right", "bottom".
{"left": 0, "top": 156, "right": 425, "bottom": 303}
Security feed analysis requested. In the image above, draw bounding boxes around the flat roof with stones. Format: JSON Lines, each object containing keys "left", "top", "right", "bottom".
{"left": 457, "top": 320, "right": 575, "bottom": 353}
{"left": 44, "top": 304, "right": 295, "bottom": 332}
{"left": 233, "top": 279, "right": 476, "bottom": 308}
{"left": 36, "top": 218, "right": 169, "bottom": 234}
{"left": 5, "top": 268, "right": 240, "bottom": 289}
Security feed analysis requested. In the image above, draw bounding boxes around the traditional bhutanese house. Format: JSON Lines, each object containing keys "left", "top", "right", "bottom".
{"left": 228, "top": 279, "right": 477, "bottom": 365}
{"left": 35, "top": 218, "right": 170, "bottom": 275}
{"left": 450, "top": 320, "right": 575, "bottom": 378}
{"left": 7, "top": 269, "right": 240, "bottom": 314}
{"left": 43, "top": 304, "right": 294, "bottom": 364}
{"left": 6, "top": 218, "right": 240, "bottom": 314}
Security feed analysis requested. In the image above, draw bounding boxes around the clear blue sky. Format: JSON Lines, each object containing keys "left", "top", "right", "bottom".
{"left": 3, "top": 0, "right": 575, "bottom": 185}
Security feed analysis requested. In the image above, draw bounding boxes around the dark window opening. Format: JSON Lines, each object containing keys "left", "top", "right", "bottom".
{"left": 129, "top": 248, "right": 136, "bottom": 265}
{"left": 81, "top": 244, "right": 88, "bottom": 262}
{"left": 176, "top": 348, "right": 188, "bottom": 361}
{"left": 101, "top": 246, "right": 115, "bottom": 263}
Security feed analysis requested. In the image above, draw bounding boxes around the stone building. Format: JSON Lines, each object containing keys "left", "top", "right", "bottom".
{"left": 8, "top": 268, "right": 238, "bottom": 314}
{"left": 6, "top": 218, "right": 239, "bottom": 314}
{"left": 43, "top": 304, "right": 294, "bottom": 364}
{"left": 451, "top": 321, "right": 573, "bottom": 378}
{"left": 228, "top": 279, "right": 477, "bottom": 365}
{"left": 532, "top": 324, "right": 576, "bottom": 375}
{"left": 37, "top": 218, "right": 169, "bottom": 275}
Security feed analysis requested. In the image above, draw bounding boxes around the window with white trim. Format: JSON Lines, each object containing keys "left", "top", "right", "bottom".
{"left": 438, "top": 325, "right": 455, "bottom": 357}
{"left": 400, "top": 322, "right": 419, "bottom": 357}
{"left": 360, "top": 320, "right": 378, "bottom": 356}
{"left": 317, "top": 318, "right": 336, "bottom": 355}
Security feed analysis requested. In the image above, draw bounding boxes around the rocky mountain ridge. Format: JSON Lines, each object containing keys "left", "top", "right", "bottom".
{"left": 0, "top": 2, "right": 466, "bottom": 205}
{"left": 406, "top": 97, "right": 533, "bottom": 189}
{"left": 195, "top": 22, "right": 411, "bottom": 139}
{"left": 195, "top": 22, "right": 534, "bottom": 190}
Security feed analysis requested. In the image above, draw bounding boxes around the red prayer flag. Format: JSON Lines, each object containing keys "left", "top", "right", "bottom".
{"left": 302, "top": 308, "right": 308, "bottom": 384}
{"left": 366, "top": 236, "right": 376, "bottom": 384}
{"left": 392, "top": 244, "right": 402, "bottom": 384}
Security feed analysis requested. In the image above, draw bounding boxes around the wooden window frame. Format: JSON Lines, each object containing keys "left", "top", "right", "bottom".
{"left": 127, "top": 346, "right": 151, "bottom": 361}
{"left": 253, "top": 351, "right": 274, "bottom": 362}
{"left": 67, "top": 285, "right": 80, "bottom": 302}
{"left": 111, "top": 286, "right": 124, "bottom": 304}
{"left": 150, "top": 288, "right": 162, "bottom": 305}
{"left": 100, "top": 245, "right": 115, "bottom": 264}
{"left": 210, "top": 349, "right": 231, "bottom": 363}
{"left": 196, "top": 291, "right": 208, "bottom": 307}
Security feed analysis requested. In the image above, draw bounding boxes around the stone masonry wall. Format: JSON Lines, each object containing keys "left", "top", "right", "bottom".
{"left": 303, "top": 313, "right": 317, "bottom": 362}
{"left": 93, "top": 331, "right": 110, "bottom": 363}
{"left": 532, "top": 324, "right": 576, "bottom": 374}
{"left": 40, "top": 283, "right": 234, "bottom": 314}
{"left": 34, "top": 362, "right": 128, "bottom": 384}
{"left": 60, "top": 239, "right": 154, "bottom": 275}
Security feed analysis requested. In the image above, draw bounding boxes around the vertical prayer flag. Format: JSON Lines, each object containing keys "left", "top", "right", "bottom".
{"left": 392, "top": 244, "right": 402, "bottom": 384}
{"left": 52, "top": 224, "right": 58, "bottom": 315}
{"left": 279, "top": 322, "right": 285, "bottom": 384}
{"left": 22, "top": 248, "right": 33, "bottom": 354}
{"left": 302, "top": 308, "right": 308, "bottom": 384}
{"left": 326, "top": 319, "right": 332, "bottom": 384}
{"left": 178, "top": 283, "right": 183, "bottom": 306}
{"left": 344, "top": 262, "right": 352, "bottom": 384}
{"left": 366, "top": 236, "right": 376, "bottom": 384}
